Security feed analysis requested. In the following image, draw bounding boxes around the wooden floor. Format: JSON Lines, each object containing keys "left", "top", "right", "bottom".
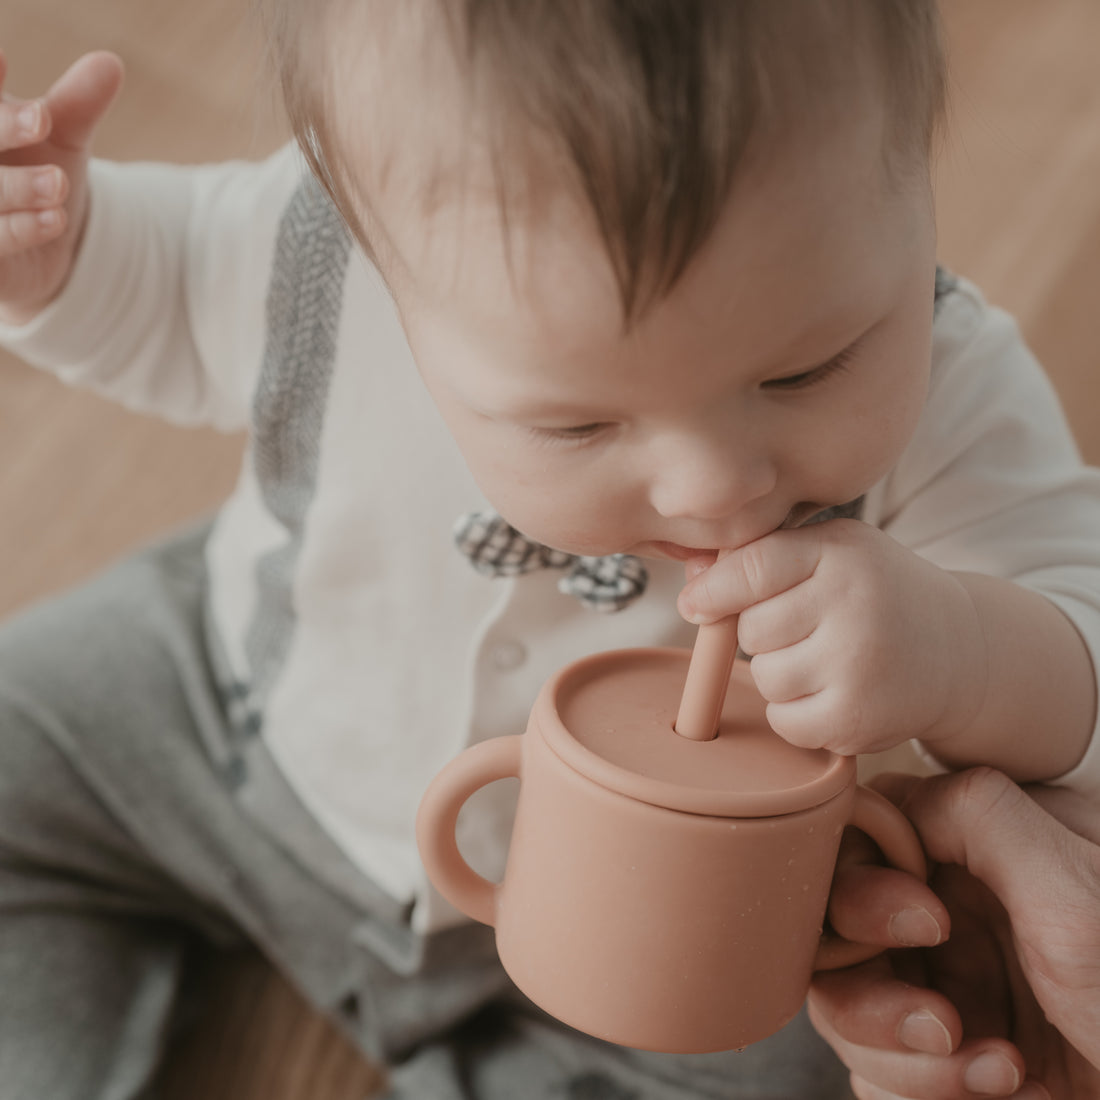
{"left": 0, "top": 2, "right": 1098, "bottom": 1097}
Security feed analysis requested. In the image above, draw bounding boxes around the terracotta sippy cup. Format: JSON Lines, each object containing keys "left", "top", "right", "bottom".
{"left": 417, "top": 624, "right": 926, "bottom": 1053}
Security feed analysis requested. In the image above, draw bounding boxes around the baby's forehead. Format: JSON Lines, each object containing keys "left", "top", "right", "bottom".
{"left": 350, "top": 133, "right": 920, "bottom": 373}
{"left": 319, "top": 0, "right": 929, "bottom": 316}
{"left": 323, "top": 23, "right": 602, "bottom": 287}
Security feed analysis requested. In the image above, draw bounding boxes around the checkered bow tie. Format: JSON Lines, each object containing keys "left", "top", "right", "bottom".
{"left": 454, "top": 499, "right": 864, "bottom": 614}
{"left": 453, "top": 511, "right": 649, "bottom": 612}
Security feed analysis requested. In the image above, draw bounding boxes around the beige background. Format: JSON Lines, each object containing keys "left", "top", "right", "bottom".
{"left": 0, "top": 1, "right": 1098, "bottom": 1095}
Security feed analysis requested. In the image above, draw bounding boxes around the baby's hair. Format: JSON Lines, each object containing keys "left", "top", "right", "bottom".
{"left": 261, "top": 0, "right": 946, "bottom": 318}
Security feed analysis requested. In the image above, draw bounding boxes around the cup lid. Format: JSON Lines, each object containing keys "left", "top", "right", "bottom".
{"left": 540, "top": 647, "right": 853, "bottom": 818}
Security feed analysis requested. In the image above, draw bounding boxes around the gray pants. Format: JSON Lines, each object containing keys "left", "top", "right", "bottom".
{"left": 0, "top": 527, "right": 851, "bottom": 1099}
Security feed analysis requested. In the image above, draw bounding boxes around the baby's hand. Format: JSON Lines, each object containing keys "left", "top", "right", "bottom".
{"left": 677, "top": 519, "right": 987, "bottom": 756}
{"left": 0, "top": 50, "right": 122, "bottom": 325}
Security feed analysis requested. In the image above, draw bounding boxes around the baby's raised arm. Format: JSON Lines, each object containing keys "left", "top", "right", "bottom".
{"left": 0, "top": 48, "right": 302, "bottom": 432}
{"left": 0, "top": 50, "right": 122, "bottom": 326}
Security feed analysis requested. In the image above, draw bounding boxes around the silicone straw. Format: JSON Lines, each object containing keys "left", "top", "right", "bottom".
{"left": 674, "top": 616, "right": 739, "bottom": 741}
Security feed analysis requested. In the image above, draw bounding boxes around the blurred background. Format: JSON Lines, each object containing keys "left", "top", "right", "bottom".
{"left": 0, "top": 1, "right": 1098, "bottom": 1096}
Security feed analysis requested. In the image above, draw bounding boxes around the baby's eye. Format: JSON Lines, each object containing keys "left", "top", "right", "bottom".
{"left": 530, "top": 422, "right": 611, "bottom": 444}
{"left": 763, "top": 343, "right": 860, "bottom": 392}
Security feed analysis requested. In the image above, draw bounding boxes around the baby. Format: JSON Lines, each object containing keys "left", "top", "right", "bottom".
{"left": 0, "top": 2, "right": 1098, "bottom": 1098}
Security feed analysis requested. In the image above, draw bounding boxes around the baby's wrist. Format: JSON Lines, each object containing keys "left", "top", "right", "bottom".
{"left": 915, "top": 573, "right": 991, "bottom": 752}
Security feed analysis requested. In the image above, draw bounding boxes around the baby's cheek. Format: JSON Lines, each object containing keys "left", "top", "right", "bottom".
{"left": 486, "top": 488, "right": 616, "bottom": 556}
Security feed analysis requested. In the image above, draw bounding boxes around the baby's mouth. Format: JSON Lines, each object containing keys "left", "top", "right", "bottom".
{"left": 639, "top": 498, "right": 865, "bottom": 562}
{"left": 781, "top": 497, "right": 865, "bottom": 529}
{"left": 642, "top": 541, "right": 714, "bottom": 563}
{"left": 780, "top": 501, "right": 833, "bottom": 529}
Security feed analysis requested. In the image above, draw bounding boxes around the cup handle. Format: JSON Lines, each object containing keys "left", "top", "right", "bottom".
{"left": 813, "top": 784, "right": 928, "bottom": 970}
{"left": 415, "top": 735, "right": 523, "bottom": 927}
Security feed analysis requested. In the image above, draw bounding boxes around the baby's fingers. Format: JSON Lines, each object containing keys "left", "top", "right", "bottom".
{"left": 43, "top": 50, "right": 123, "bottom": 152}
{"left": 0, "top": 50, "right": 48, "bottom": 151}
{"left": 0, "top": 163, "right": 67, "bottom": 212}
{"left": 0, "top": 95, "right": 50, "bottom": 153}
{"left": 678, "top": 528, "right": 822, "bottom": 624}
{"left": 0, "top": 206, "right": 66, "bottom": 257}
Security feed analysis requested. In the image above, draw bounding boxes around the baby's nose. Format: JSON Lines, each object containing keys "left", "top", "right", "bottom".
{"left": 648, "top": 433, "right": 776, "bottom": 521}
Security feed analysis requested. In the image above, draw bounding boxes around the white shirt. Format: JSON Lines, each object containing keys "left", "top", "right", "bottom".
{"left": 4, "top": 145, "right": 1100, "bottom": 931}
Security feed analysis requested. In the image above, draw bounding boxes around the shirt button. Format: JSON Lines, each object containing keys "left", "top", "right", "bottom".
{"left": 491, "top": 640, "right": 528, "bottom": 671}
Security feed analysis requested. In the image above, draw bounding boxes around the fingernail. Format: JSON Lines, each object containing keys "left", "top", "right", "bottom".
{"left": 1013, "top": 1085, "right": 1052, "bottom": 1100}
{"left": 36, "top": 209, "right": 61, "bottom": 231}
{"left": 676, "top": 597, "right": 704, "bottom": 624}
{"left": 16, "top": 101, "right": 41, "bottom": 136}
{"left": 897, "top": 1009, "right": 953, "bottom": 1055}
{"left": 888, "top": 905, "right": 944, "bottom": 947}
{"left": 963, "top": 1051, "right": 1021, "bottom": 1095}
{"left": 33, "top": 167, "right": 59, "bottom": 199}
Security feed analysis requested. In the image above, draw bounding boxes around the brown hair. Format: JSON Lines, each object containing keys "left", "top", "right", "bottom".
{"left": 261, "top": 0, "right": 946, "bottom": 316}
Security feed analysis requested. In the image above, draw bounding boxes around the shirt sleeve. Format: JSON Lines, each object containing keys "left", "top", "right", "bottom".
{"left": 0, "top": 143, "right": 306, "bottom": 431}
{"left": 866, "top": 277, "right": 1100, "bottom": 798}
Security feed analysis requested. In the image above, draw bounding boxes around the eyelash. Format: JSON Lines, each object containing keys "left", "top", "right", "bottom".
{"left": 529, "top": 342, "right": 861, "bottom": 444}
{"left": 762, "top": 345, "right": 859, "bottom": 391}
{"left": 528, "top": 422, "right": 610, "bottom": 446}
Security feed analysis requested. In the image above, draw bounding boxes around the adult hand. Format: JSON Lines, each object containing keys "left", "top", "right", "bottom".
{"left": 0, "top": 49, "right": 123, "bottom": 324}
{"left": 809, "top": 767, "right": 1100, "bottom": 1099}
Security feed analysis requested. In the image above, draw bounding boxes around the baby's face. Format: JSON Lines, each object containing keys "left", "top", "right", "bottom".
{"left": 344, "top": 96, "right": 937, "bottom": 561}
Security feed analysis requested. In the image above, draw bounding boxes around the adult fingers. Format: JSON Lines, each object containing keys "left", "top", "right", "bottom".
{"left": 812, "top": 862, "right": 955, "bottom": 1060}
{"left": 809, "top": 959, "right": 961, "bottom": 1057}
{"left": 848, "top": 1072, "right": 1051, "bottom": 1100}
{"left": 878, "top": 769, "right": 1100, "bottom": 1068}
{"left": 827, "top": 861, "right": 949, "bottom": 951}
{"left": 812, "top": 1000, "right": 1029, "bottom": 1100}
{"left": 897, "top": 769, "right": 1100, "bottom": 936}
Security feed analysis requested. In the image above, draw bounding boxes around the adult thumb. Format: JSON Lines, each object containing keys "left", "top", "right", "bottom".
{"left": 44, "top": 51, "right": 124, "bottom": 152}
{"left": 898, "top": 767, "right": 1098, "bottom": 933}
{"left": 888, "top": 767, "right": 1100, "bottom": 1072}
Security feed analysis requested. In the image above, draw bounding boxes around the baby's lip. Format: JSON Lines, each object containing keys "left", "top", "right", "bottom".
{"left": 639, "top": 502, "right": 840, "bottom": 561}
{"left": 640, "top": 541, "right": 718, "bottom": 563}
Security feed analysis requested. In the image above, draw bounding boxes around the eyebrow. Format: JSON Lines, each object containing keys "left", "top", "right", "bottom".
{"left": 476, "top": 394, "right": 618, "bottom": 423}
{"left": 475, "top": 302, "right": 884, "bottom": 418}
{"left": 761, "top": 318, "right": 879, "bottom": 376}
